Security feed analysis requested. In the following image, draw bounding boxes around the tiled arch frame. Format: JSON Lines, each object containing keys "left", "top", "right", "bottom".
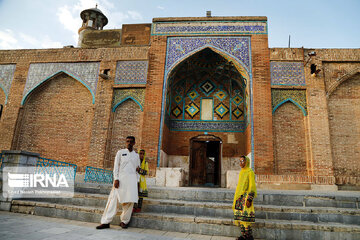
{"left": 112, "top": 88, "right": 145, "bottom": 112}
{"left": 21, "top": 70, "right": 96, "bottom": 105}
{"left": 158, "top": 36, "right": 254, "bottom": 167}
{"left": 271, "top": 89, "right": 307, "bottom": 116}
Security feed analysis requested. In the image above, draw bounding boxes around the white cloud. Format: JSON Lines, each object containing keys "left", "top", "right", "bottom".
{"left": 128, "top": 10, "right": 143, "bottom": 20}
{"left": 41, "top": 36, "right": 63, "bottom": 48}
{"left": 19, "top": 33, "right": 39, "bottom": 46}
{"left": 0, "top": 29, "right": 20, "bottom": 49}
{"left": 157, "top": 6, "right": 165, "bottom": 10}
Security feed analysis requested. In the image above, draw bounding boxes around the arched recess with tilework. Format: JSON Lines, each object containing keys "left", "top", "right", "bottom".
{"left": 327, "top": 72, "right": 360, "bottom": 184}
{"left": 104, "top": 98, "right": 142, "bottom": 169}
{"left": 272, "top": 102, "right": 307, "bottom": 175}
{"left": 13, "top": 72, "right": 94, "bottom": 169}
{"left": 160, "top": 47, "right": 250, "bottom": 187}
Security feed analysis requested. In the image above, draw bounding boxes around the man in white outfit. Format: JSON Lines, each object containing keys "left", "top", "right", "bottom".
{"left": 96, "top": 136, "right": 140, "bottom": 229}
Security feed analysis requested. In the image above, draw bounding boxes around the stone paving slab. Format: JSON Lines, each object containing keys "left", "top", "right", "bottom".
{"left": 0, "top": 211, "right": 237, "bottom": 240}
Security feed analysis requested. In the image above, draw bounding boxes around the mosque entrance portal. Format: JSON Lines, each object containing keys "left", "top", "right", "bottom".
{"left": 189, "top": 135, "right": 221, "bottom": 187}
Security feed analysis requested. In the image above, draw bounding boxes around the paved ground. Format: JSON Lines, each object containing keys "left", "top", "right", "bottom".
{"left": 0, "top": 211, "right": 236, "bottom": 240}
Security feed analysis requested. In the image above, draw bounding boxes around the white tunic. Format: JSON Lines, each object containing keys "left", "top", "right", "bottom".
{"left": 113, "top": 149, "right": 140, "bottom": 203}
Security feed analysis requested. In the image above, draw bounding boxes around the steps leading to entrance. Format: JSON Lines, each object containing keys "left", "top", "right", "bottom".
{"left": 7, "top": 184, "right": 360, "bottom": 239}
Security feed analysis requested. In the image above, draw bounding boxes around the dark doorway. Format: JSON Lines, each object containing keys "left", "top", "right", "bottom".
{"left": 190, "top": 136, "right": 221, "bottom": 187}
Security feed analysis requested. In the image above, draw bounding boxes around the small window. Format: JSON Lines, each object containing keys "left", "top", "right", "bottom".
{"left": 87, "top": 19, "right": 93, "bottom": 27}
{"left": 201, "top": 98, "right": 213, "bottom": 120}
{"left": 0, "top": 104, "right": 3, "bottom": 120}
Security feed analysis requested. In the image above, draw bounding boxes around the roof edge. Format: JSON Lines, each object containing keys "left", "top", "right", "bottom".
{"left": 153, "top": 16, "right": 267, "bottom": 22}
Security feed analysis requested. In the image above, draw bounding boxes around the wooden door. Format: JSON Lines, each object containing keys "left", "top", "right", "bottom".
{"left": 190, "top": 141, "right": 207, "bottom": 186}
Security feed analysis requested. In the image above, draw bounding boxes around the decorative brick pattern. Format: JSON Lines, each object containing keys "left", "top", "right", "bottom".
{"left": 270, "top": 62, "right": 305, "bottom": 86}
{"left": 0, "top": 64, "right": 16, "bottom": 104}
{"left": 165, "top": 37, "right": 251, "bottom": 73}
{"left": 112, "top": 88, "right": 145, "bottom": 111}
{"left": 23, "top": 62, "right": 100, "bottom": 104}
{"left": 115, "top": 61, "right": 148, "bottom": 84}
{"left": 271, "top": 89, "right": 307, "bottom": 115}
{"left": 152, "top": 21, "right": 267, "bottom": 35}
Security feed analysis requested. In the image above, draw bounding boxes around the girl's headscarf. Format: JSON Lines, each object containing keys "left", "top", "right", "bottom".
{"left": 232, "top": 156, "right": 257, "bottom": 210}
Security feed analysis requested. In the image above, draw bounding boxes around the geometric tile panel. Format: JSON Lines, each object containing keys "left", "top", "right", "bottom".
{"left": 232, "top": 94, "right": 243, "bottom": 106}
{"left": 270, "top": 62, "right": 305, "bottom": 86}
{"left": 152, "top": 21, "right": 267, "bottom": 36}
{"left": 166, "top": 37, "right": 251, "bottom": 74}
{"left": 214, "top": 89, "right": 227, "bottom": 101}
{"left": 168, "top": 119, "right": 245, "bottom": 132}
{"left": 185, "top": 102, "right": 200, "bottom": 118}
{"left": 171, "top": 106, "right": 182, "bottom": 118}
{"left": 0, "top": 64, "right": 16, "bottom": 104}
{"left": 174, "top": 95, "right": 183, "bottom": 104}
{"left": 115, "top": 61, "right": 148, "bottom": 84}
{"left": 232, "top": 107, "right": 243, "bottom": 119}
{"left": 187, "top": 88, "right": 199, "bottom": 101}
{"left": 271, "top": 89, "right": 307, "bottom": 115}
{"left": 24, "top": 62, "right": 100, "bottom": 104}
{"left": 200, "top": 79, "right": 216, "bottom": 96}
{"left": 112, "top": 88, "right": 146, "bottom": 111}
{"left": 214, "top": 102, "right": 229, "bottom": 119}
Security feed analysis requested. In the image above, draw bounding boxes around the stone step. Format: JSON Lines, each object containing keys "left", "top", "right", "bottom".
{"left": 26, "top": 192, "right": 360, "bottom": 225}
{"left": 9, "top": 200, "right": 360, "bottom": 240}
{"left": 75, "top": 183, "right": 360, "bottom": 209}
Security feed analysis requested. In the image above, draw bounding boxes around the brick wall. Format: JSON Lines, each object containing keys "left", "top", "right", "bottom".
{"left": 0, "top": 46, "right": 148, "bottom": 171}
{"left": 273, "top": 102, "right": 307, "bottom": 175}
{"left": 251, "top": 35, "right": 274, "bottom": 174}
{"left": 14, "top": 73, "right": 94, "bottom": 169}
{"left": 104, "top": 99, "right": 141, "bottom": 168}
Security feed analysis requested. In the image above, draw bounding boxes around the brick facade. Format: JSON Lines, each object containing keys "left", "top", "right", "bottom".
{"left": 1, "top": 14, "right": 360, "bottom": 188}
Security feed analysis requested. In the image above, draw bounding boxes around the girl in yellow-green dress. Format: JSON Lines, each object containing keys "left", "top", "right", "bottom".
{"left": 232, "top": 155, "right": 257, "bottom": 240}
{"left": 134, "top": 149, "right": 149, "bottom": 212}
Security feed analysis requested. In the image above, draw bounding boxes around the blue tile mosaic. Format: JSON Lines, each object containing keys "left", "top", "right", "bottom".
{"left": 115, "top": 61, "right": 148, "bottom": 84}
{"left": 168, "top": 119, "right": 245, "bottom": 132}
{"left": 165, "top": 37, "right": 251, "bottom": 74}
{"left": 23, "top": 62, "right": 100, "bottom": 104}
{"left": 152, "top": 21, "right": 267, "bottom": 35}
{"left": 270, "top": 62, "right": 305, "bottom": 86}
{"left": 0, "top": 64, "right": 16, "bottom": 104}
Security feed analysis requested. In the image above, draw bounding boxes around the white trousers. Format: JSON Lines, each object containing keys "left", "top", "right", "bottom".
{"left": 100, "top": 187, "right": 134, "bottom": 224}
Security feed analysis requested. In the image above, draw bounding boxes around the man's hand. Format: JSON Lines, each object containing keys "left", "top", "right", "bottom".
{"left": 114, "top": 180, "right": 119, "bottom": 189}
{"left": 246, "top": 199, "right": 252, "bottom": 208}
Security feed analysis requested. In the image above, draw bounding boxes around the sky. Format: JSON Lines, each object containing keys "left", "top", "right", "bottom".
{"left": 0, "top": 0, "right": 359, "bottom": 50}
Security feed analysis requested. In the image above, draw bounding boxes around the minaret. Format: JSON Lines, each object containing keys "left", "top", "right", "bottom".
{"left": 78, "top": 4, "right": 108, "bottom": 46}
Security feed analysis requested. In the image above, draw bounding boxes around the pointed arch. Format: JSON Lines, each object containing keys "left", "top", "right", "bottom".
{"left": 327, "top": 68, "right": 360, "bottom": 98}
{"left": 273, "top": 98, "right": 307, "bottom": 116}
{"left": 112, "top": 97, "right": 143, "bottom": 112}
{"left": 21, "top": 70, "right": 96, "bottom": 105}
{"left": 167, "top": 45, "right": 250, "bottom": 82}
